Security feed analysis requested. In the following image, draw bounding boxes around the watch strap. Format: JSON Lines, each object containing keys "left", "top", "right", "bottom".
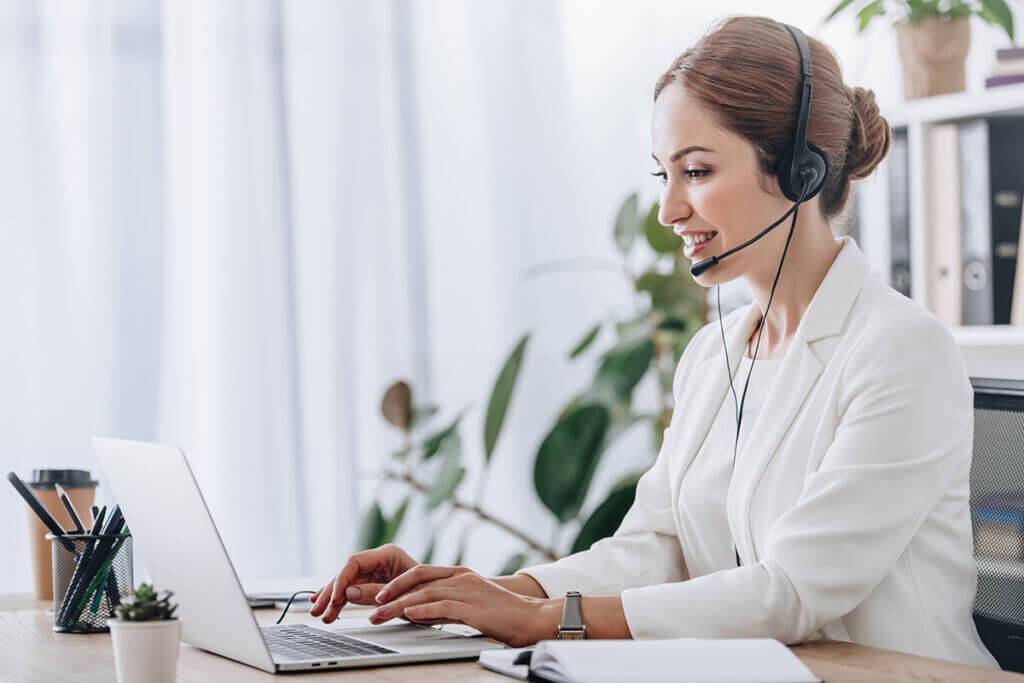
{"left": 557, "top": 590, "right": 585, "bottom": 639}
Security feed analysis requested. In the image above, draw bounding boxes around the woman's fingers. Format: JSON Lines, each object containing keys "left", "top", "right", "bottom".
{"left": 309, "top": 577, "right": 336, "bottom": 617}
{"left": 375, "top": 565, "right": 462, "bottom": 605}
{"left": 402, "top": 600, "right": 466, "bottom": 624}
{"left": 341, "top": 582, "right": 388, "bottom": 606}
{"left": 319, "top": 545, "right": 411, "bottom": 623}
{"left": 372, "top": 576, "right": 473, "bottom": 623}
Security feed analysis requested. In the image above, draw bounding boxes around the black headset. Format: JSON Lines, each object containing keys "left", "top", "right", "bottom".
{"left": 777, "top": 23, "right": 828, "bottom": 204}
{"left": 693, "top": 23, "right": 828, "bottom": 568}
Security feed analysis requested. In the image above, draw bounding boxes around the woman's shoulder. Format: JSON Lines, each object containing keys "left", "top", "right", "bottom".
{"left": 846, "top": 278, "right": 958, "bottom": 352}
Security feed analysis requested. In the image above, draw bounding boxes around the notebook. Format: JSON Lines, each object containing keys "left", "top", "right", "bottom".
{"left": 477, "top": 638, "right": 821, "bottom": 683}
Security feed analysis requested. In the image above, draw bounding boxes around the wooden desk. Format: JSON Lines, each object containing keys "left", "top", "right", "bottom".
{"left": 3, "top": 593, "right": 1021, "bottom": 682}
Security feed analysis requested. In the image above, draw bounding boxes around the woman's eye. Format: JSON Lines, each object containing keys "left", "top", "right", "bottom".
{"left": 649, "top": 169, "right": 708, "bottom": 184}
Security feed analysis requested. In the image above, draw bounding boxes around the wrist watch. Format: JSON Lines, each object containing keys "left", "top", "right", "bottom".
{"left": 556, "top": 591, "right": 586, "bottom": 639}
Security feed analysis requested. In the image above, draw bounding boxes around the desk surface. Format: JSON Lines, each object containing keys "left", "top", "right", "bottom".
{"left": 3, "top": 593, "right": 1021, "bottom": 682}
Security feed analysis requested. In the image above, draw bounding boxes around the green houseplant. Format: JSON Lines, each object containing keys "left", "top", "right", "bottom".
{"left": 109, "top": 584, "right": 180, "bottom": 683}
{"left": 359, "top": 193, "right": 706, "bottom": 574}
{"left": 825, "top": 0, "right": 1015, "bottom": 99}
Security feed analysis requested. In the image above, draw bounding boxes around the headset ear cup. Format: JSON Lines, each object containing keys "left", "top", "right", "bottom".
{"left": 777, "top": 144, "right": 828, "bottom": 202}
{"left": 777, "top": 147, "right": 797, "bottom": 202}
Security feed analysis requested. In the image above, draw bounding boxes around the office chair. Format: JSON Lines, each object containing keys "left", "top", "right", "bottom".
{"left": 970, "top": 377, "right": 1024, "bottom": 673}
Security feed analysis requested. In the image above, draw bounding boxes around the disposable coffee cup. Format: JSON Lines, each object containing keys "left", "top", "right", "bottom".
{"left": 25, "top": 469, "right": 98, "bottom": 600}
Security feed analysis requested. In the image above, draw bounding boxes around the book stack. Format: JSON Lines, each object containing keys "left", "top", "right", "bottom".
{"left": 987, "top": 47, "right": 1024, "bottom": 88}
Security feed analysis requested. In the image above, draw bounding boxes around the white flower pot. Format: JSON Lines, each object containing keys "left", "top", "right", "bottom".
{"left": 109, "top": 618, "right": 181, "bottom": 683}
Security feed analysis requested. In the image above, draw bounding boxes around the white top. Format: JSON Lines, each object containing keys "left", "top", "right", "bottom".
{"left": 518, "top": 236, "right": 997, "bottom": 668}
{"left": 678, "top": 353, "right": 784, "bottom": 574}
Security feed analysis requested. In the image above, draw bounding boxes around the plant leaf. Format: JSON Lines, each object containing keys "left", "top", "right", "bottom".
{"left": 643, "top": 202, "right": 679, "bottom": 254}
{"left": 856, "top": 0, "right": 886, "bottom": 31}
{"left": 484, "top": 333, "right": 530, "bottom": 463}
{"left": 381, "top": 497, "right": 410, "bottom": 544}
{"left": 381, "top": 381, "right": 413, "bottom": 432}
{"left": 421, "top": 414, "right": 462, "bottom": 460}
{"left": 497, "top": 552, "right": 527, "bottom": 576}
{"left": 357, "top": 502, "right": 387, "bottom": 550}
{"left": 569, "top": 324, "right": 601, "bottom": 359}
{"left": 595, "top": 337, "right": 655, "bottom": 400}
{"left": 571, "top": 473, "right": 641, "bottom": 554}
{"left": 409, "top": 404, "right": 439, "bottom": 430}
{"left": 613, "top": 192, "right": 640, "bottom": 253}
{"left": 981, "top": 0, "right": 1014, "bottom": 40}
{"left": 422, "top": 534, "right": 436, "bottom": 564}
{"left": 427, "top": 433, "right": 465, "bottom": 509}
{"left": 534, "top": 404, "right": 611, "bottom": 522}
{"left": 825, "top": 0, "right": 859, "bottom": 21}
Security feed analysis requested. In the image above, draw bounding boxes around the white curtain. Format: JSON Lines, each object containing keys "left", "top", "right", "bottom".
{"left": 3, "top": 0, "right": 1018, "bottom": 592}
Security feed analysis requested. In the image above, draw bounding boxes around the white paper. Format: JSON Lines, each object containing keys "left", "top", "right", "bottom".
{"left": 530, "top": 638, "right": 820, "bottom": 683}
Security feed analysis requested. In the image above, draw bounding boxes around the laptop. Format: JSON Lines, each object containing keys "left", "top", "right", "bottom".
{"left": 92, "top": 437, "right": 505, "bottom": 673}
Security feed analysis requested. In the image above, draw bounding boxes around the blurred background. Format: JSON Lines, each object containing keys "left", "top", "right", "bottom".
{"left": 2, "top": 0, "right": 1021, "bottom": 593}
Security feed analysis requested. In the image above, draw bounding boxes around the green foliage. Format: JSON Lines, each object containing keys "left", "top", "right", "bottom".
{"left": 497, "top": 552, "right": 528, "bottom": 576}
{"left": 571, "top": 473, "right": 642, "bottom": 554}
{"left": 427, "top": 433, "right": 465, "bottom": 509}
{"left": 114, "top": 583, "right": 177, "bottom": 622}
{"left": 358, "top": 502, "right": 387, "bottom": 550}
{"left": 569, "top": 324, "right": 601, "bottom": 359}
{"left": 422, "top": 414, "right": 462, "bottom": 460}
{"left": 362, "top": 193, "right": 705, "bottom": 569}
{"left": 484, "top": 334, "right": 531, "bottom": 463}
{"left": 535, "top": 404, "right": 612, "bottom": 522}
{"left": 826, "top": 0, "right": 1014, "bottom": 39}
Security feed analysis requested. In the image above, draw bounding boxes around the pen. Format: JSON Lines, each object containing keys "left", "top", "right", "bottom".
{"left": 91, "top": 506, "right": 107, "bottom": 535}
{"left": 54, "top": 483, "right": 85, "bottom": 534}
{"left": 6, "top": 472, "right": 75, "bottom": 551}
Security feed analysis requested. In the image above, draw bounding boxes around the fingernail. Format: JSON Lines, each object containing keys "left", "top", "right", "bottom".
{"left": 346, "top": 586, "right": 359, "bottom": 599}
{"left": 375, "top": 590, "right": 386, "bottom": 602}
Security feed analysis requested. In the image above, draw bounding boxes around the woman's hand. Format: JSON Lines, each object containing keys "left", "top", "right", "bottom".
{"left": 368, "top": 564, "right": 561, "bottom": 648}
{"left": 309, "top": 544, "right": 419, "bottom": 624}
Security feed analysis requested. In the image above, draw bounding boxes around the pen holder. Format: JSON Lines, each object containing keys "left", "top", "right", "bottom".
{"left": 47, "top": 533, "right": 133, "bottom": 633}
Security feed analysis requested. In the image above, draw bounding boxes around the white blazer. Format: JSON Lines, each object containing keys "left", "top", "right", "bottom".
{"left": 519, "top": 235, "right": 998, "bottom": 668}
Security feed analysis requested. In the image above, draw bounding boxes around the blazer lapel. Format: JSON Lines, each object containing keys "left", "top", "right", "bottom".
{"left": 723, "top": 236, "right": 874, "bottom": 563}
{"left": 669, "top": 303, "right": 762, "bottom": 510}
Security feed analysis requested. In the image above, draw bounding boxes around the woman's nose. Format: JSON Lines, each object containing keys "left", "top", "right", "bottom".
{"left": 658, "top": 187, "right": 692, "bottom": 227}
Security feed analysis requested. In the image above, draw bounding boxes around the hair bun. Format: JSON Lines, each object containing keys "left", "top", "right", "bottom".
{"left": 846, "top": 86, "right": 892, "bottom": 181}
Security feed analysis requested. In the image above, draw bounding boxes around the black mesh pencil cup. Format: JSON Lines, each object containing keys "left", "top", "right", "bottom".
{"left": 47, "top": 533, "right": 133, "bottom": 633}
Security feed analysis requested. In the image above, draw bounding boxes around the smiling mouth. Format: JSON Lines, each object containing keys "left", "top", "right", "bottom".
{"left": 676, "top": 230, "right": 719, "bottom": 253}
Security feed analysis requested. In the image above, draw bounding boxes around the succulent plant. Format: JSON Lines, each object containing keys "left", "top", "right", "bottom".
{"left": 114, "top": 583, "right": 178, "bottom": 621}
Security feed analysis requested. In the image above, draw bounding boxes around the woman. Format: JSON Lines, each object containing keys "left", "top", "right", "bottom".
{"left": 309, "top": 15, "right": 997, "bottom": 667}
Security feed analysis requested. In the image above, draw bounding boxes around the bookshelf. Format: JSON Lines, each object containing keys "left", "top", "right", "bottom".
{"left": 855, "top": 83, "right": 1024, "bottom": 380}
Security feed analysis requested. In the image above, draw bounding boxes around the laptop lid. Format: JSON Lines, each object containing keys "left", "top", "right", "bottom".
{"left": 92, "top": 437, "right": 276, "bottom": 673}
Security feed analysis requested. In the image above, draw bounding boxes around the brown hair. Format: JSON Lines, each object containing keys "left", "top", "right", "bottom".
{"left": 654, "top": 15, "right": 891, "bottom": 220}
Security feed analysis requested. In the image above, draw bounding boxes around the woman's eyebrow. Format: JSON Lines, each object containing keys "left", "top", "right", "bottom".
{"left": 651, "top": 145, "right": 714, "bottom": 164}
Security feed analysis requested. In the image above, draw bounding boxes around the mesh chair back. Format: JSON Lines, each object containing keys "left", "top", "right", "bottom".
{"left": 970, "top": 377, "right": 1024, "bottom": 672}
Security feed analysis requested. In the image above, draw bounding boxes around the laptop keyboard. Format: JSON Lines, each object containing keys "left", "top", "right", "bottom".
{"left": 262, "top": 624, "right": 398, "bottom": 661}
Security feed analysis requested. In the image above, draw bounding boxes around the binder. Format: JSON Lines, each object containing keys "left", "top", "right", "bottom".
{"left": 958, "top": 119, "right": 995, "bottom": 324}
{"left": 889, "top": 127, "right": 912, "bottom": 298}
{"left": 988, "top": 118, "right": 1024, "bottom": 324}
{"left": 927, "top": 123, "right": 962, "bottom": 325}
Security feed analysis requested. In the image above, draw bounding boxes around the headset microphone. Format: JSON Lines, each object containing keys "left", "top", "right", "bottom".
{"left": 689, "top": 192, "right": 805, "bottom": 277}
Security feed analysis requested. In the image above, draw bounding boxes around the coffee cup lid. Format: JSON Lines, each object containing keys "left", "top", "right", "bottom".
{"left": 28, "top": 469, "right": 98, "bottom": 489}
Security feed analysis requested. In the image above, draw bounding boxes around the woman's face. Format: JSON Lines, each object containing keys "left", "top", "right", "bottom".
{"left": 650, "top": 82, "right": 794, "bottom": 287}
